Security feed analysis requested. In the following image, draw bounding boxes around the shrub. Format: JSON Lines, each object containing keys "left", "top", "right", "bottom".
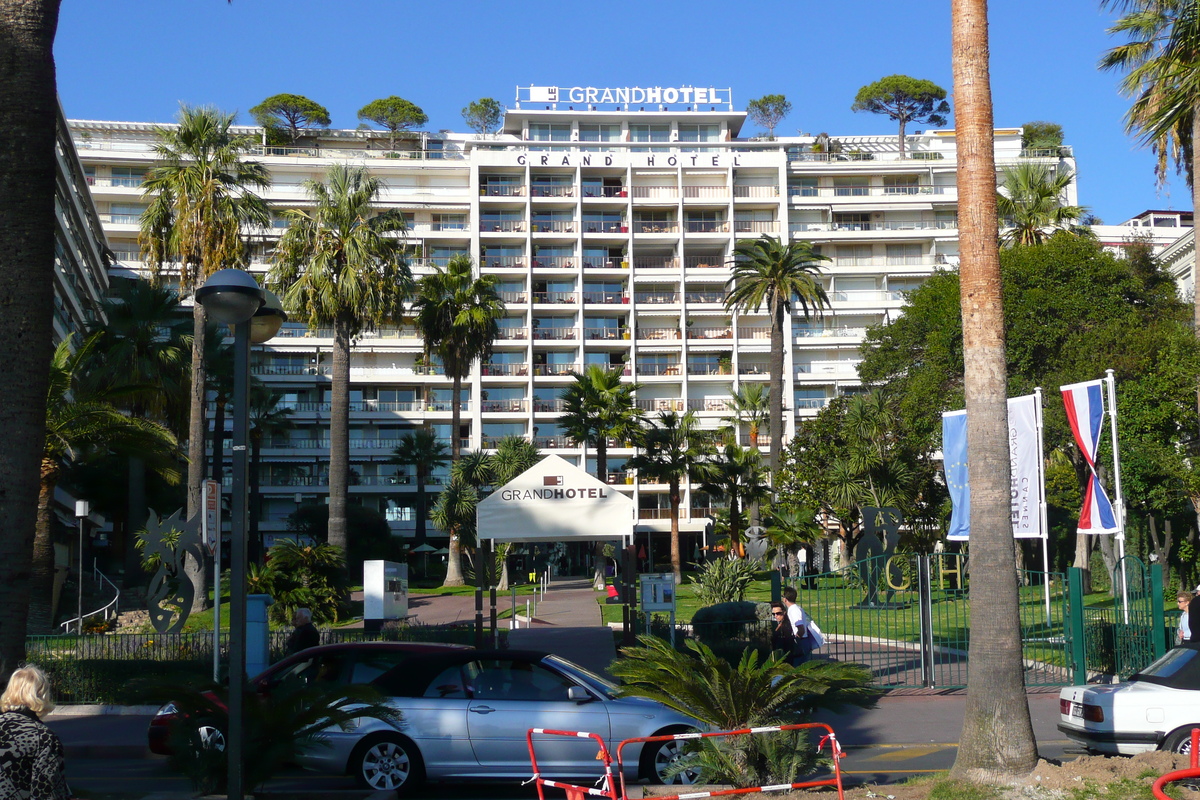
{"left": 690, "top": 558, "right": 761, "bottom": 605}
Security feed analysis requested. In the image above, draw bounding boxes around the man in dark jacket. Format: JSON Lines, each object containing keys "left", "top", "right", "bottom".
{"left": 285, "top": 607, "right": 320, "bottom": 655}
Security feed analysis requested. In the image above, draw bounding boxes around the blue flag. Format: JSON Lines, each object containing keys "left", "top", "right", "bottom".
{"left": 942, "top": 411, "right": 970, "bottom": 541}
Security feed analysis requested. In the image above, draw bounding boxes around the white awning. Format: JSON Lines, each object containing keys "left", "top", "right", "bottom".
{"left": 478, "top": 454, "right": 635, "bottom": 543}
{"left": 836, "top": 203, "right": 933, "bottom": 213}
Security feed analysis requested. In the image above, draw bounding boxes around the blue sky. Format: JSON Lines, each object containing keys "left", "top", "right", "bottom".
{"left": 54, "top": 0, "right": 1181, "bottom": 225}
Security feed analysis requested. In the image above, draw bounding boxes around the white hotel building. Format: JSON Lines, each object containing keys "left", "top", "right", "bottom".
{"left": 69, "top": 86, "right": 1078, "bottom": 567}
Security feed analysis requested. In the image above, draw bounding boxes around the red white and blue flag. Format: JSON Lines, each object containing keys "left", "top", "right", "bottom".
{"left": 1061, "top": 379, "right": 1118, "bottom": 534}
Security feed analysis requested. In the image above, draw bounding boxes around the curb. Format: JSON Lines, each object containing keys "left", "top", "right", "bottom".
{"left": 49, "top": 704, "right": 160, "bottom": 716}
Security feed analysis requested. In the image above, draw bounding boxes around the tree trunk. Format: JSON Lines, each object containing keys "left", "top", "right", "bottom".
{"left": 1193, "top": 111, "right": 1200, "bottom": 434}
{"left": 0, "top": 0, "right": 63, "bottom": 678}
{"left": 593, "top": 440, "right": 607, "bottom": 590}
{"left": 442, "top": 372, "right": 466, "bottom": 587}
{"left": 249, "top": 436, "right": 262, "bottom": 566}
{"left": 949, "top": 0, "right": 1039, "bottom": 781}
{"left": 897, "top": 117, "right": 907, "bottom": 160}
{"left": 327, "top": 317, "right": 351, "bottom": 554}
{"left": 768, "top": 299, "right": 785, "bottom": 478}
{"left": 415, "top": 473, "right": 427, "bottom": 547}
{"left": 183, "top": 304, "right": 207, "bottom": 613}
{"left": 122, "top": 455, "right": 148, "bottom": 589}
{"left": 29, "top": 462, "right": 58, "bottom": 633}
{"left": 669, "top": 479, "right": 682, "bottom": 583}
{"left": 1073, "top": 532, "right": 1093, "bottom": 595}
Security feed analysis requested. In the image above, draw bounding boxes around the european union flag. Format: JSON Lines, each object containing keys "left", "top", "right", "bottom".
{"left": 942, "top": 411, "right": 970, "bottom": 541}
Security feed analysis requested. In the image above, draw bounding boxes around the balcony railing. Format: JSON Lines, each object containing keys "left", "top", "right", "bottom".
{"left": 687, "top": 398, "right": 732, "bottom": 412}
{"left": 604, "top": 471, "right": 635, "bottom": 485}
{"left": 481, "top": 399, "right": 529, "bottom": 413}
{"left": 684, "top": 256, "right": 728, "bottom": 269}
{"left": 582, "top": 258, "right": 628, "bottom": 269}
{"left": 635, "top": 222, "right": 680, "bottom": 234}
{"left": 581, "top": 291, "right": 629, "bottom": 304}
{"left": 531, "top": 220, "right": 576, "bottom": 233}
{"left": 534, "top": 399, "right": 566, "bottom": 412}
{"left": 639, "top": 327, "right": 681, "bottom": 340}
{"left": 253, "top": 364, "right": 330, "bottom": 376}
{"left": 738, "top": 434, "right": 773, "bottom": 447}
{"left": 733, "top": 220, "right": 778, "bottom": 234}
{"left": 534, "top": 435, "right": 574, "bottom": 449}
{"left": 687, "top": 362, "right": 734, "bottom": 376}
{"left": 683, "top": 185, "right": 729, "bottom": 199}
{"left": 788, "top": 184, "right": 951, "bottom": 198}
{"left": 685, "top": 290, "right": 725, "bottom": 303}
{"left": 683, "top": 220, "right": 728, "bottom": 234}
{"left": 483, "top": 256, "right": 526, "bottom": 269}
{"left": 637, "top": 363, "right": 682, "bottom": 376}
{"left": 531, "top": 291, "right": 577, "bottom": 304}
{"left": 582, "top": 221, "right": 628, "bottom": 234}
{"left": 635, "top": 292, "right": 680, "bottom": 304}
{"left": 794, "top": 397, "right": 831, "bottom": 410}
{"left": 794, "top": 326, "right": 868, "bottom": 339}
{"left": 532, "top": 327, "right": 577, "bottom": 340}
{"left": 637, "top": 398, "right": 685, "bottom": 412}
{"left": 531, "top": 257, "right": 576, "bottom": 269}
{"left": 688, "top": 326, "right": 733, "bottom": 340}
{"left": 480, "top": 220, "right": 526, "bottom": 233}
{"left": 533, "top": 363, "right": 579, "bottom": 376}
{"left": 733, "top": 185, "right": 780, "bottom": 198}
{"left": 583, "top": 327, "right": 628, "bottom": 340}
{"left": 495, "top": 327, "right": 529, "bottom": 340}
{"left": 633, "top": 257, "right": 679, "bottom": 270}
{"left": 429, "top": 221, "right": 469, "bottom": 232}
{"left": 498, "top": 291, "right": 528, "bottom": 303}
{"left": 244, "top": 145, "right": 466, "bottom": 161}
{"left": 797, "top": 359, "right": 862, "bottom": 375}
{"left": 828, "top": 289, "right": 906, "bottom": 303}
{"left": 631, "top": 186, "right": 677, "bottom": 199}
{"left": 482, "top": 363, "right": 529, "bottom": 376}
{"left": 530, "top": 185, "right": 575, "bottom": 197}
{"left": 581, "top": 185, "right": 628, "bottom": 198}
{"left": 737, "top": 327, "right": 771, "bottom": 340}
{"left": 482, "top": 184, "right": 526, "bottom": 197}
{"left": 739, "top": 364, "right": 769, "bottom": 376}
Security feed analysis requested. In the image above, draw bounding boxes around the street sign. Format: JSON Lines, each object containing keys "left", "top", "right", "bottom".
{"left": 203, "top": 479, "right": 220, "bottom": 555}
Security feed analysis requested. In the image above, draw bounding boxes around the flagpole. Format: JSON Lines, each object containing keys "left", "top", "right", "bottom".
{"left": 1106, "top": 369, "right": 1129, "bottom": 624}
{"left": 1035, "top": 388, "right": 1052, "bottom": 625}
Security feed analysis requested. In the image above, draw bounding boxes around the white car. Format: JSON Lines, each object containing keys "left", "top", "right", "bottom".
{"left": 1058, "top": 643, "right": 1200, "bottom": 755}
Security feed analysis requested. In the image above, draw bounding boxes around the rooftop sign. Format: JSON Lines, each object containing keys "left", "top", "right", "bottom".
{"left": 518, "top": 85, "right": 734, "bottom": 109}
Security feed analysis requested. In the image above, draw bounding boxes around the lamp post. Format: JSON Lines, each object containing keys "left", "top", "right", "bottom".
{"left": 75, "top": 500, "right": 89, "bottom": 634}
{"left": 196, "top": 269, "right": 283, "bottom": 800}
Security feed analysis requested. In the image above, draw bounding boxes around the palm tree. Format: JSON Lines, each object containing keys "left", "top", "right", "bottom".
{"left": 949, "top": 0, "right": 1039, "bottom": 778}
{"left": 33, "top": 336, "right": 178, "bottom": 631}
{"left": 1101, "top": 0, "right": 1200, "bottom": 422}
{"left": 85, "top": 279, "right": 189, "bottom": 588}
{"left": 487, "top": 436, "right": 541, "bottom": 589}
{"left": 413, "top": 255, "right": 505, "bottom": 586}
{"left": 388, "top": 429, "right": 448, "bottom": 546}
{"left": 763, "top": 505, "right": 823, "bottom": 579}
{"left": 0, "top": 0, "right": 62, "bottom": 675}
{"left": 269, "top": 164, "right": 412, "bottom": 555}
{"left": 722, "top": 382, "right": 770, "bottom": 449}
{"left": 725, "top": 236, "right": 829, "bottom": 477}
{"left": 996, "top": 163, "right": 1086, "bottom": 246}
{"left": 560, "top": 365, "right": 644, "bottom": 589}
{"left": 140, "top": 105, "right": 270, "bottom": 612}
{"left": 696, "top": 442, "right": 769, "bottom": 559}
{"left": 628, "top": 412, "right": 712, "bottom": 582}
{"left": 248, "top": 385, "right": 294, "bottom": 566}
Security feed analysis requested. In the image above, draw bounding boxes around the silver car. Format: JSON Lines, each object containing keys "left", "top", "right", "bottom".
{"left": 299, "top": 648, "right": 701, "bottom": 793}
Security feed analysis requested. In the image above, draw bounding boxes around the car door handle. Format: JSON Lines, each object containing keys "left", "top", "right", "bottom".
{"left": 470, "top": 706, "right": 496, "bottom": 714}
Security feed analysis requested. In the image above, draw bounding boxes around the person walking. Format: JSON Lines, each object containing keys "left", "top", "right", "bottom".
{"left": 285, "top": 608, "right": 320, "bottom": 656}
{"left": 1178, "top": 591, "right": 1194, "bottom": 644}
{"left": 782, "top": 586, "right": 815, "bottom": 665}
{"left": 0, "top": 665, "right": 72, "bottom": 800}
{"left": 770, "top": 603, "right": 795, "bottom": 657}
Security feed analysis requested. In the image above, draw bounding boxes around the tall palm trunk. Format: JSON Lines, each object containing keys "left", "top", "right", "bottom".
{"left": 950, "top": 0, "right": 1038, "bottom": 780}
{"left": 123, "top": 455, "right": 148, "bottom": 589}
{"left": 183, "top": 304, "right": 207, "bottom": 612}
{"left": 328, "top": 316, "right": 351, "bottom": 553}
{"left": 443, "top": 372, "right": 466, "bottom": 586}
{"left": 669, "top": 478, "right": 682, "bottom": 583}
{"left": 415, "top": 469, "right": 428, "bottom": 547}
{"left": 29, "top": 460, "right": 59, "bottom": 633}
{"left": 0, "top": 0, "right": 63, "bottom": 676}
{"left": 1193, "top": 112, "right": 1200, "bottom": 431}
{"left": 592, "top": 440, "right": 608, "bottom": 590}
{"left": 768, "top": 298, "right": 785, "bottom": 478}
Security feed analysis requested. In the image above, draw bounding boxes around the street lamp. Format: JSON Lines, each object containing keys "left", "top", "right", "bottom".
{"left": 75, "top": 500, "right": 89, "bottom": 635}
{"left": 196, "top": 268, "right": 282, "bottom": 800}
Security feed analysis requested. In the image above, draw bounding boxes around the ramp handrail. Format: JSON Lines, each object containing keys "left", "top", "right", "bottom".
{"left": 60, "top": 562, "right": 120, "bottom": 633}
{"left": 1153, "top": 728, "right": 1200, "bottom": 800}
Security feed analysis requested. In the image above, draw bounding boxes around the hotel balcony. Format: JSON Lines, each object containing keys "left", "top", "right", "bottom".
{"left": 635, "top": 221, "right": 680, "bottom": 234}
{"left": 635, "top": 291, "right": 679, "bottom": 304}
{"left": 533, "top": 363, "right": 579, "bottom": 377}
{"left": 531, "top": 290, "right": 577, "bottom": 304}
{"left": 581, "top": 184, "right": 628, "bottom": 199}
{"left": 582, "top": 220, "right": 628, "bottom": 234}
{"left": 683, "top": 256, "right": 728, "bottom": 270}
{"left": 632, "top": 256, "right": 679, "bottom": 270}
{"left": 798, "top": 359, "right": 862, "bottom": 377}
{"left": 531, "top": 220, "right": 576, "bottom": 234}
{"left": 533, "top": 399, "right": 566, "bottom": 413}
{"left": 683, "top": 220, "right": 728, "bottom": 234}
{"left": 687, "top": 326, "right": 733, "bottom": 340}
{"left": 533, "top": 435, "right": 574, "bottom": 449}
{"left": 480, "top": 399, "right": 529, "bottom": 413}
{"left": 733, "top": 185, "right": 780, "bottom": 199}
{"left": 481, "top": 184, "right": 526, "bottom": 197}
{"left": 736, "top": 327, "right": 771, "bottom": 341}
{"left": 530, "top": 185, "right": 575, "bottom": 198}
{"left": 637, "top": 362, "right": 682, "bottom": 377}
{"left": 481, "top": 220, "right": 526, "bottom": 233}
{"left": 482, "top": 256, "right": 527, "bottom": 269}
{"left": 638, "top": 398, "right": 685, "bottom": 412}
{"left": 498, "top": 291, "right": 529, "bottom": 303}
{"left": 532, "top": 327, "right": 577, "bottom": 341}
{"left": 631, "top": 186, "right": 678, "bottom": 200}
{"left": 827, "top": 289, "right": 907, "bottom": 305}
{"left": 795, "top": 397, "right": 832, "bottom": 412}
{"left": 482, "top": 362, "right": 529, "bottom": 377}
{"left": 793, "top": 326, "right": 869, "bottom": 341}
{"left": 583, "top": 327, "right": 629, "bottom": 341}
{"left": 531, "top": 256, "right": 577, "bottom": 269}
{"left": 687, "top": 361, "right": 734, "bottom": 377}
{"left": 787, "top": 184, "right": 954, "bottom": 199}
{"left": 684, "top": 289, "right": 726, "bottom": 304}
{"left": 638, "top": 327, "right": 681, "bottom": 341}
{"left": 495, "top": 327, "right": 529, "bottom": 340}
{"left": 581, "top": 290, "right": 629, "bottom": 304}
{"left": 733, "top": 220, "right": 779, "bottom": 235}
{"left": 686, "top": 398, "right": 733, "bottom": 412}
{"left": 682, "top": 185, "right": 729, "bottom": 200}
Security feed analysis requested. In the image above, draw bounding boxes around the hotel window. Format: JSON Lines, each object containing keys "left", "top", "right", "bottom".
{"left": 833, "top": 177, "right": 869, "bottom": 197}
{"left": 111, "top": 166, "right": 147, "bottom": 188}
{"left": 832, "top": 213, "right": 871, "bottom": 231}
{"left": 630, "top": 125, "right": 670, "bottom": 143}
{"left": 677, "top": 124, "right": 719, "bottom": 143}
{"left": 109, "top": 203, "right": 144, "bottom": 224}
{"left": 791, "top": 177, "right": 819, "bottom": 197}
{"left": 836, "top": 245, "right": 873, "bottom": 266}
{"left": 886, "top": 243, "right": 923, "bottom": 266}
{"left": 433, "top": 214, "right": 467, "bottom": 231}
{"left": 883, "top": 175, "right": 921, "bottom": 195}
{"left": 579, "top": 124, "right": 621, "bottom": 143}
{"left": 529, "top": 123, "right": 571, "bottom": 142}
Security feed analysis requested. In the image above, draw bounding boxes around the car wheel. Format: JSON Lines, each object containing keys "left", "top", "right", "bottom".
{"left": 640, "top": 733, "right": 702, "bottom": 785}
{"left": 1163, "top": 727, "right": 1200, "bottom": 754}
{"left": 194, "top": 720, "right": 226, "bottom": 753}
{"left": 349, "top": 733, "right": 424, "bottom": 794}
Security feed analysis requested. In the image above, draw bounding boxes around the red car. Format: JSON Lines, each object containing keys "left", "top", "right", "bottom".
{"left": 147, "top": 641, "right": 470, "bottom": 755}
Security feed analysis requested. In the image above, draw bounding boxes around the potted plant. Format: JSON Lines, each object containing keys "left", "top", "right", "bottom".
{"left": 718, "top": 354, "right": 733, "bottom": 375}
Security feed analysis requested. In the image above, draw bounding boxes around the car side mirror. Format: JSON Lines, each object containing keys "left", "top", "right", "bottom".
{"left": 568, "top": 686, "right": 592, "bottom": 703}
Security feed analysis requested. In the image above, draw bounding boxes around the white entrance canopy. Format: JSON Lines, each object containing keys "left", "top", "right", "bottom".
{"left": 477, "top": 454, "right": 635, "bottom": 544}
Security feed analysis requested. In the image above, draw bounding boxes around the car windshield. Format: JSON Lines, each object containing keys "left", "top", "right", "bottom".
{"left": 544, "top": 655, "right": 618, "bottom": 698}
{"left": 1130, "top": 645, "right": 1200, "bottom": 689}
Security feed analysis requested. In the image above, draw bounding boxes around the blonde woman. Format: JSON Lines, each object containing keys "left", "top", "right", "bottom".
{"left": 0, "top": 666, "right": 70, "bottom": 800}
